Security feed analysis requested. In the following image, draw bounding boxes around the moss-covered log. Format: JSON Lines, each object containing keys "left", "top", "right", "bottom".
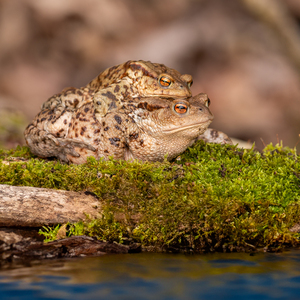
{"left": 0, "top": 142, "right": 300, "bottom": 253}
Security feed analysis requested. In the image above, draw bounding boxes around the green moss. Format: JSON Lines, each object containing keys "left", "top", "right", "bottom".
{"left": 0, "top": 145, "right": 34, "bottom": 159}
{"left": 1, "top": 141, "right": 300, "bottom": 252}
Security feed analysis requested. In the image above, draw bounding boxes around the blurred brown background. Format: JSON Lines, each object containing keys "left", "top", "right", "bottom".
{"left": 0, "top": 0, "right": 300, "bottom": 150}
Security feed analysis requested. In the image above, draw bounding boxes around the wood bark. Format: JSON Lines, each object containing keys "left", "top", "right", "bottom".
{"left": 0, "top": 184, "right": 101, "bottom": 227}
{"left": 0, "top": 234, "right": 141, "bottom": 266}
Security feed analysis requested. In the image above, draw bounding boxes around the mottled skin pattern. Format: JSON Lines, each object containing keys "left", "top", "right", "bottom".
{"left": 25, "top": 93, "right": 226, "bottom": 163}
{"left": 25, "top": 60, "right": 194, "bottom": 158}
{"left": 197, "top": 128, "right": 233, "bottom": 145}
{"left": 42, "top": 60, "right": 193, "bottom": 116}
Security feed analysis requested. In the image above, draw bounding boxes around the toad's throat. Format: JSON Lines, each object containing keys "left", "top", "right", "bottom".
{"left": 161, "top": 120, "right": 212, "bottom": 134}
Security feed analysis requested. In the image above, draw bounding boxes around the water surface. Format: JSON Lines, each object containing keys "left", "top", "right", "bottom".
{"left": 1, "top": 250, "right": 300, "bottom": 299}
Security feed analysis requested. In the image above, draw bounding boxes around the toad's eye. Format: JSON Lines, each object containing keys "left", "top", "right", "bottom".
{"left": 174, "top": 103, "right": 188, "bottom": 114}
{"left": 205, "top": 98, "right": 211, "bottom": 107}
{"left": 159, "top": 76, "right": 172, "bottom": 87}
{"left": 187, "top": 80, "right": 193, "bottom": 88}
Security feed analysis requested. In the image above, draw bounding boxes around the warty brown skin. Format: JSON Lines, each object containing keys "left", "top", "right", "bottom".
{"left": 41, "top": 60, "right": 193, "bottom": 115}
{"left": 25, "top": 93, "right": 221, "bottom": 163}
{"left": 25, "top": 60, "right": 194, "bottom": 158}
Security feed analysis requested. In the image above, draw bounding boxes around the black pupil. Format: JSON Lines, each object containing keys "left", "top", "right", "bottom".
{"left": 177, "top": 105, "right": 186, "bottom": 112}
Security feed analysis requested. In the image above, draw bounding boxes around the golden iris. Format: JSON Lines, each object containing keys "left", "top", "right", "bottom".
{"left": 159, "top": 76, "right": 172, "bottom": 87}
{"left": 174, "top": 103, "right": 188, "bottom": 114}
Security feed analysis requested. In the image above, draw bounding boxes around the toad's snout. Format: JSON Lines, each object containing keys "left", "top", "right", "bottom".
{"left": 198, "top": 104, "right": 214, "bottom": 121}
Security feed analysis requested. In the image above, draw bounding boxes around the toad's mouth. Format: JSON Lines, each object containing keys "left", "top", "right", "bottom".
{"left": 145, "top": 90, "right": 192, "bottom": 98}
{"left": 162, "top": 120, "right": 212, "bottom": 134}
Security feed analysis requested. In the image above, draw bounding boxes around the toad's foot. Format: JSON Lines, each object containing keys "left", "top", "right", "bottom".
{"left": 197, "top": 128, "right": 233, "bottom": 145}
{"left": 25, "top": 125, "right": 96, "bottom": 163}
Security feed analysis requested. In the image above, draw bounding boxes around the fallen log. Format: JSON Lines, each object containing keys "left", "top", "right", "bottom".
{"left": 0, "top": 235, "right": 141, "bottom": 267}
{"left": 0, "top": 184, "right": 101, "bottom": 227}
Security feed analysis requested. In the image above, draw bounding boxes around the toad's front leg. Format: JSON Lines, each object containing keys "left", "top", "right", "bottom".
{"left": 197, "top": 128, "right": 233, "bottom": 145}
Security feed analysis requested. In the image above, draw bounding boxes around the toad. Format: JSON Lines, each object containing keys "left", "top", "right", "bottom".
{"left": 24, "top": 93, "right": 232, "bottom": 163}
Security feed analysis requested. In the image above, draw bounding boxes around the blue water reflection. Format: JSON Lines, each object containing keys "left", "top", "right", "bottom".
{"left": 1, "top": 250, "right": 300, "bottom": 300}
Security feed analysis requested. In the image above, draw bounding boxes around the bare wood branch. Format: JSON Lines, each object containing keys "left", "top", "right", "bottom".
{"left": 0, "top": 184, "right": 101, "bottom": 227}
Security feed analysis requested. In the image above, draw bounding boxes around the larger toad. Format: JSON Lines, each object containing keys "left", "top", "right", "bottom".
{"left": 25, "top": 93, "right": 218, "bottom": 163}
{"left": 42, "top": 60, "right": 193, "bottom": 117}
{"left": 26, "top": 60, "right": 193, "bottom": 155}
